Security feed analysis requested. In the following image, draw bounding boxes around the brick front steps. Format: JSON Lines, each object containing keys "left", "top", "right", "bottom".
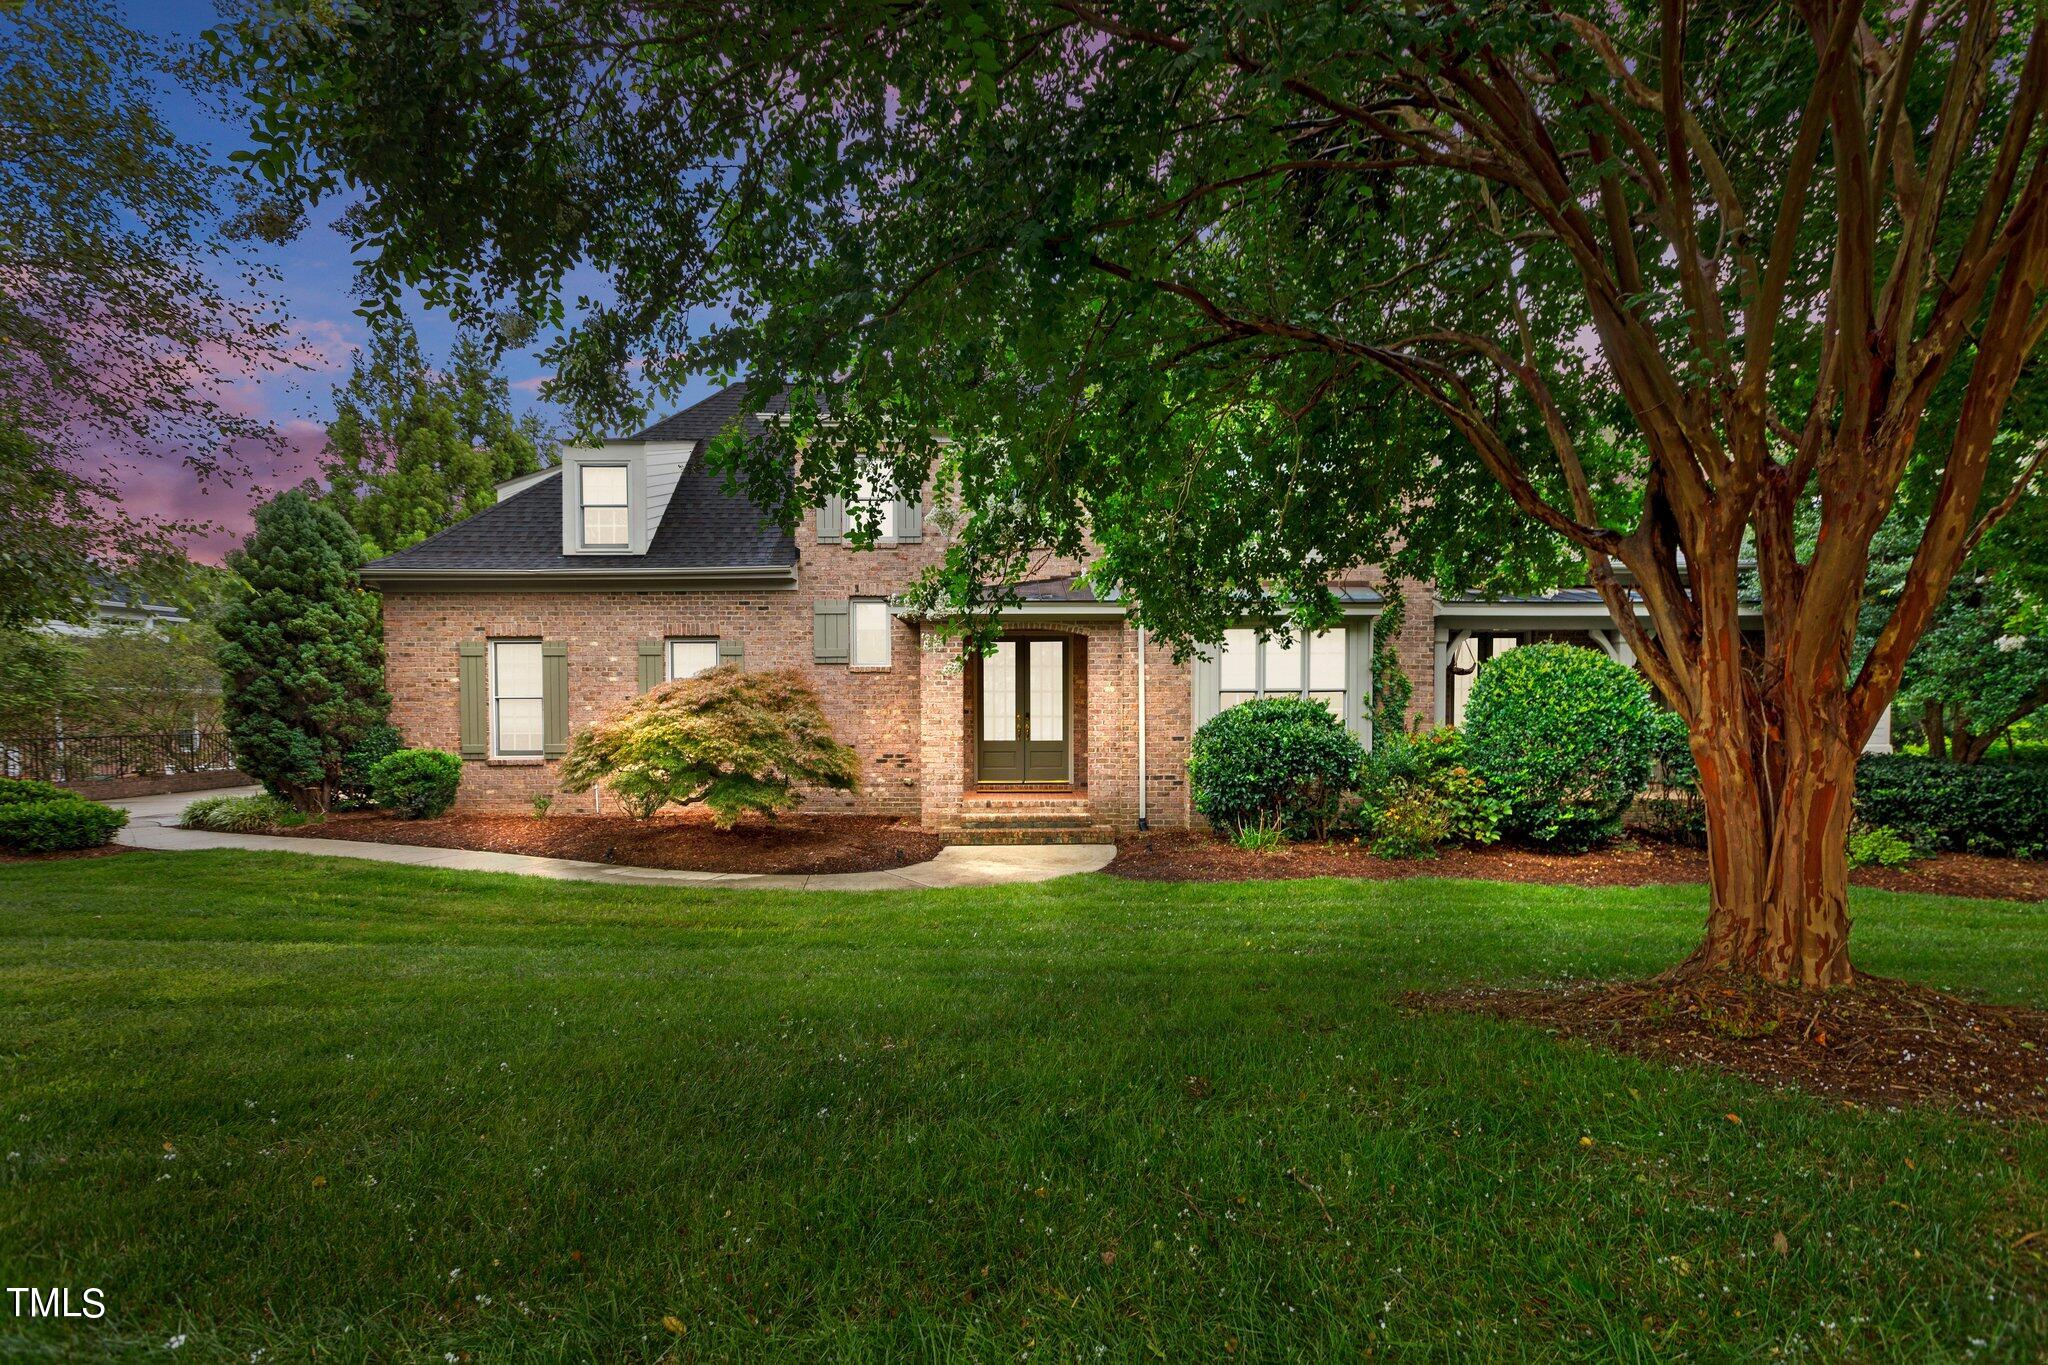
{"left": 950, "top": 795, "right": 1115, "bottom": 845}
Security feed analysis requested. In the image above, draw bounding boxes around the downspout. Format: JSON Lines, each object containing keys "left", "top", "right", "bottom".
{"left": 1136, "top": 624, "right": 1149, "bottom": 830}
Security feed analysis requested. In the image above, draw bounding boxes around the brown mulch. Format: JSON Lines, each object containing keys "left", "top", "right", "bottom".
{"left": 0, "top": 844, "right": 135, "bottom": 866}
{"left": 276, "top": 809, "right": 945, "bottom": 875}
{"left": 1108, "top": 831, "right": 2048, "bottom": 902}
{"left": 1410, "top": 974, "right": 2048, "bottom": 1119}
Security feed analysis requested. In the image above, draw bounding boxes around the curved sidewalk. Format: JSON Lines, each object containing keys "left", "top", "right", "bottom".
{"left": 111, "top": 789, "right": 1115, "bottom": 891}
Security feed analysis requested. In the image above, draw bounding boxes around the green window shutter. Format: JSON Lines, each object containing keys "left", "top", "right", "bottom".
{"left": 812, "top": 599, "right": 849, "bottom": 664}
{"left": 458, "top": 642, "right": 488, "bottom": 760}
{"left": 894, "top": 498, "right": 923, "bottom": 543}
{"left": 1192, "top": 649, "right": 1220, "bottom": 731}
{"left": 542, "top": 640, "right": 569, "bottom": 758}
{"left": 637, "top": 639, "right": 663, "bottom": 694}
{"left": 718, "top": 638, "right": 745, "bottom": 670}
{"left": 817, "top": 495, "right": 847, "bottom": 543}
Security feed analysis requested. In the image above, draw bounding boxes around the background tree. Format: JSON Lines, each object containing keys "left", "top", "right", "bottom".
{"left": 1, "top": 0, "right": 290, "bottom": 625}
{"left": 319, "top": 319, "right": 555, "bottom": 559}
{"left": 231, "top": 2, "right": 2048, "bottom": 988}
{"left": 1859, "top": 514, "right": 2046, "bottom": 763}
{"left": 216, "top": 491, "right": 389, "bottom": 810}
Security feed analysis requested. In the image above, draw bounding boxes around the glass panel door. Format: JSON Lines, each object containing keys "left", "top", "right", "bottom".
{"left": 977, "top": 641, "right": 1022, "bottom": 782}
{"left": 1023, "top": 639, "right": 1068, "bottom": 782}
{"left": 977, "top": 638, "right": 1070, "bottom": 784}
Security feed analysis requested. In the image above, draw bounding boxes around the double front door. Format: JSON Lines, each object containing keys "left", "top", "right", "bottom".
{"left": 977, "top": 637, "right": 1069, "bottom": 783}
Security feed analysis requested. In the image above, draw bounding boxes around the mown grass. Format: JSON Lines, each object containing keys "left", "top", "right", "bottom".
{"left": 1, "top": 850, "right": 2044, "bottom": 1361}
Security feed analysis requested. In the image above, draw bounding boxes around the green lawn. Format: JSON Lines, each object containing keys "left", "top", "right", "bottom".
{"left": 2, "top": 852, "right": 2044, "bottom": 1361}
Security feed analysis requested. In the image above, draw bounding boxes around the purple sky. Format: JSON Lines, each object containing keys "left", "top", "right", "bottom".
{"left": 134, "top": 1, "right": 725, "bottom": 561}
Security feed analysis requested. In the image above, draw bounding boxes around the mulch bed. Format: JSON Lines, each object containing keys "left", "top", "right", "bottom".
{"left": 276, "top": 809, "right": 945, "bottom": 875}
{"left": 1410, "top": 974, "right": 2048, "bottom": 1119}
{"left": 1108, "top": 831, "right": 2048, "bottom": 902}
{"left": 0, "top": 844, "right": 135, "bottom": 866}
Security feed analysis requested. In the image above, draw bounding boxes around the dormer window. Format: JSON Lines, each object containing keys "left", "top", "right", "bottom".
{"left": 579, "top": 464, "right": 631, "bottom": 549}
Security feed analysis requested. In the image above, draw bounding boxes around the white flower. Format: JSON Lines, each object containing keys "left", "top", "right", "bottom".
{"left": 166, "top": 1335, "right": 188, "bottom": 1350}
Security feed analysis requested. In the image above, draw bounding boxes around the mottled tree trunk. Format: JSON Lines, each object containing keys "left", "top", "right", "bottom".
{"left": 1670, "top": 680, "right": 1858, "bottom": 990}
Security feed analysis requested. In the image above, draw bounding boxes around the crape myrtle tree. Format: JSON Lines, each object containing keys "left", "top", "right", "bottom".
{"left": 229, "top": 2, "right": 2048, "bottom": 989}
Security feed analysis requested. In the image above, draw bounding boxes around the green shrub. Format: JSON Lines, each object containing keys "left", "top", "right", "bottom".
{"left": 0, "top": 777, "right": 73, "bottom": 807}
{"left": 562, "top": 667, "right": 859, "bottom": 828}
{"left": 335, "top": 723, "right": 404, "bottom": 811}
{"left": 0, "top": 796, "right": 126, "bottom": 852}
{"left": 1854, "top": 754, "right": 2048, "bottom": 858}
{"left": 368, "top": 748, "right": 463, "bottom": 820}
{"left": 1464, "top": 644, "right": 1659, "bottom": 850}
{"left": 1189, "top": 696, "right": 1366, "bottom": 839}
{"left": 1353, "top": 726, "right": 1503, "bottom": 854}
{"left": 1370, "top": 788, "right": 1452, "bottom": 860}
{"left": 1848, "top": 824, "right": 1920, "bottom": 869}
{"left": 181, "top": 793, "right": 304, "bottom": 833}
{"left": 531, "top": 793, "right": 553, "bottom": 819}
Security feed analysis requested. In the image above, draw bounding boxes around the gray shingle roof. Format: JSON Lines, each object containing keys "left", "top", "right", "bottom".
{"left": 362, "top": 383, "right": 796, "bottom": 578}
{"left": 630, "top": 380, "right": 788, "bottom": 442}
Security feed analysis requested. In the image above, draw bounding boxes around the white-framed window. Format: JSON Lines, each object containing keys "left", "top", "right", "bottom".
{"left": 667, "top": 638, "right": 719, "bottom": 681}
{"left": 579, "top": 464, "right": 630, "bottom": 549}
{"left": 1218, "top": 626, "right": 1348, "bottom": 719}
{"left": 851, "top": 599, "right": 891, "bottom": 667}
{"left": 491, "top": 640, "right": 545, "bottom": 758}
{"left": 853, "top": 473, "right": 898, "bottom": 540}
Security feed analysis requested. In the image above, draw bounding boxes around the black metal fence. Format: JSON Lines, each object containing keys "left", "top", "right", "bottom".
{"left": 2, "top": 732, "right": 237, "bottom": 785}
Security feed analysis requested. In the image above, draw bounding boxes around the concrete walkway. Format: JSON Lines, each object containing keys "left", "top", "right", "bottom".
{"left": 111, "top": 789, "right": 1115, "bottom": 891}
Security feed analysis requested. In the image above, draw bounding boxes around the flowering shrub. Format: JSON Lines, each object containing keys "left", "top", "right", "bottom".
{"left": 1352, "top": 726, "right": 1503, "bottom": 857}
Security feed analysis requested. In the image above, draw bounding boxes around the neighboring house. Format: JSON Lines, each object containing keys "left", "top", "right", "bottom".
{"left": 362, "top": 381, "right": 1886, "bottom": 840}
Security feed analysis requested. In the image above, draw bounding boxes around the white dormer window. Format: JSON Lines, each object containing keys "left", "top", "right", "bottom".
{"left": 579, "top": 464, "right": 630, "bottom": 549}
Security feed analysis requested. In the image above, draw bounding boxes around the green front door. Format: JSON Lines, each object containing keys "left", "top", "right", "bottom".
{"left": 977, "top": 637, "right": 1069, "bottom": 784}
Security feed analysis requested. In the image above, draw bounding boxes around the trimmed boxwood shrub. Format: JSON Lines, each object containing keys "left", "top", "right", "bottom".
{"left": 368, "top": 748, "right": 463, "bottom": 820}
{"left": 1189, "top": 696, "right": 1365, "bottom": 839}
{"left": 181, "top": 793, "right": 303, "bottom": 833}
{"left": 0, "top": 777, "right": 76, "bottom": 807}
{"left": 1855, "top": 754, "right": 2048, "bottom": 858}
{"left": 1464, "top": 643, "right": 1660, "bottom": 850}
{"left": 0, "top": 796, "right": 127, "bottom": 852}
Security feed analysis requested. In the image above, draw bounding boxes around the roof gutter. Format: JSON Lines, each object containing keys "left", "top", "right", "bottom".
{"left": 359, "top": 565, "right": 800, "bottom": 592}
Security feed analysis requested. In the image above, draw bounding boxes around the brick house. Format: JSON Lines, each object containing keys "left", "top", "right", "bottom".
{"left": 364, "top": 381, "right": 1887, "bottom": 840}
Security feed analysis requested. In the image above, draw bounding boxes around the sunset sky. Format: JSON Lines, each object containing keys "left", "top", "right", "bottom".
{"left": 133, "top": 1, "right": 726, "bottom": 560}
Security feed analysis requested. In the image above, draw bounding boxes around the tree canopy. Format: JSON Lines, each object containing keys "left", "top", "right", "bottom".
{"left": 1, "top": 0, "right": 293, "bottom": 625}
{"left": 318, "top": 319, "right": 555, "bottom": 560}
